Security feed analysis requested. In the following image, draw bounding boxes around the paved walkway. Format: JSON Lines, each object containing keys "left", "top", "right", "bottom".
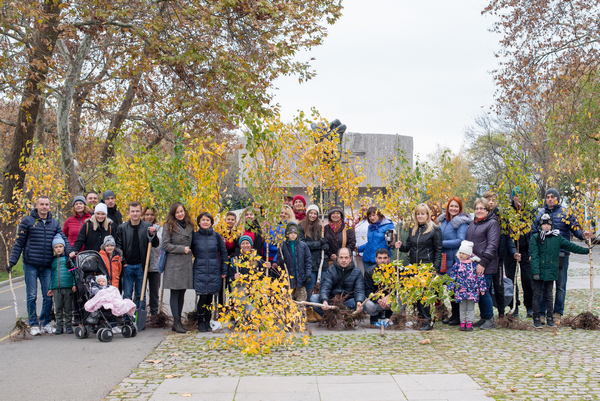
{"left": 150, "top": 374, "right": 490, "bottom": 401}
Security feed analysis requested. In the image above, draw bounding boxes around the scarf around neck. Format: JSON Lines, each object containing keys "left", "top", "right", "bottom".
{"left": 329, "top": 220, "right": 342, "bottom": 233}
{"left": 538, "top": 229, "right": 560, "bottom": 244}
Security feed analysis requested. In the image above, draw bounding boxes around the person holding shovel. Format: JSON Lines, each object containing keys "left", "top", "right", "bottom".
{"left": 115, "top": 201, "right": 159, "bottom": 307}
{"left": 162, "top": 202, "right": 194, "bottom": 333}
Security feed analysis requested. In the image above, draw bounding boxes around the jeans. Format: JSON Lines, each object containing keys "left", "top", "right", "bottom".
{"left": 540, "top": 256, "right": 568, "bottom": 315}
{"left": 305, "top": 271, "right": 318, "bottom": 297}
{"left": 123, "top": 264, "right": 143, "bottom": 307}
{"left": 309, "top": 294, "right": 356, "bottom": 316}
{"left": 478, "top": 274, "right": 494, "bottom": 320}
{"left": 532, "top": 279, "right": 554, "bottom": 319}
{"left": 24, "top": 263, "right": 53, "bottom": 326}
{"left": 364, "top": 299, "right": 392, "bottom": 316}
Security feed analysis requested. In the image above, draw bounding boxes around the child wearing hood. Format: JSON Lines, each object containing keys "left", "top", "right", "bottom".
{"left": 48, "top": 235, "right": 77, "bottom": 334}
{"left": 447, "top": 241, "right": 487, "bottom": 332}
{"left": 99, "top": 235, "right": 122, "bottom": 288}
{"left": 273, "top": 222, "right": 312, "bottom": 301}
{"left": 530, "top": 213, "right": 590, "bottom": 328}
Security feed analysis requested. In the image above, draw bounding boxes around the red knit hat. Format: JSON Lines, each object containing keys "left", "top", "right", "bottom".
{"left": 292, "top": 195, "right": 306, "bottom": 207}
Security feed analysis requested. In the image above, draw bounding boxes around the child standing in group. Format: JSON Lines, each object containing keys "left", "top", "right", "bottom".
{"left": 274, "top": 222, "right": 312, "bottom": 301}
{"left": 530, "top": 214, "right": 590, "bottom": 328}
{"left": 447, "top": 240, "right": 487, "bottom": 332}
{"left": 48, "top": 235, "right": 77, "bottom": 334}
{"left": 99, "top": 236, "right": 122, "bottom": 288}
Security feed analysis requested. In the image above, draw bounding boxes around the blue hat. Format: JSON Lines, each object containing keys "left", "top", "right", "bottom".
{"left": 52, "top": 234, "right": 65, "bottom": 248}
{"left": 239, "top": 235, "right": 253, "bottom": 247}
{"left": 73, "top": 195, "right": 86, "bottom": 206}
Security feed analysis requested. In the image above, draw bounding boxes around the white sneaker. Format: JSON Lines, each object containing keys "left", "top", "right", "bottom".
{"left": 112, "top": 326, "right": 122, "bottom": 334}
{"left": 30, "top": 326, "right": 41, "bottom": 336}
{"left": 41, "top": 324, "right": 55, "bottom": 334}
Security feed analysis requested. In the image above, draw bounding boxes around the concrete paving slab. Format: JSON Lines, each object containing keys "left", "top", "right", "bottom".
{"left": 152, "top": 376, "right": 239, "bottom": 395}
{"left": 234, "top": 391, "right": 321, "bottom": 401}
{"left": 236, "top": 376, "right": 317, "bottom": 392}
{"left": 318, "top": 374, "right": 396, "bottom": 384}
{"left": 318, "top": 382, "right": 407, "bottom": 401}
{"left": 151, "top": 393, "right": 233, "bottom": 401}
{"left": 406, "top": 373, "right": 481, "bottom": 390}
{"left": 403, "top": 389, "right": 490, "bottom": 400}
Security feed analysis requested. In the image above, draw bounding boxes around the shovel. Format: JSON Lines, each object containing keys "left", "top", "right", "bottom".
{"left": 135, "top": 231, "right": 155, "bottom": 331}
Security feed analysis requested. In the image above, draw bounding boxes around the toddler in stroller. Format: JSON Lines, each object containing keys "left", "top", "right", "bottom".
{"left": 73, "top": 251, "right": 138, "bottom": 342}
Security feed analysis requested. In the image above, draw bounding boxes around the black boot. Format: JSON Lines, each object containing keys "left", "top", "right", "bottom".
{"left": 172, "top": 316, "right": 186, "bottom": 333}
{"left": 204, "top": 310, "right": 213, "bottom": 332}
{"left": 198, "top": 313, "right": 207, "bottom": 332}
{"left": 443, "top": 301, "right": 459, "bottom": 324}
{"left": 419, "top": 320, "right": 432, "bottom": 331}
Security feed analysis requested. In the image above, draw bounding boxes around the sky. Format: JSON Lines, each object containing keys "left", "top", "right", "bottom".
{"left": 271, "top": 0, "right": 501, "bottom": 158}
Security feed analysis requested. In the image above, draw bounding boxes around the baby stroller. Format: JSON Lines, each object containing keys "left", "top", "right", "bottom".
{"left": 73, "top": 250, "right": 138, "bottom": 342}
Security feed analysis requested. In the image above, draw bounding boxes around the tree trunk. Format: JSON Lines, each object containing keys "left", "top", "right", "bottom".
{"left": 588, "top": 242, "right": 594, "bottom": 313}
{"left": 34, "top": 99, "right": 46, "bottom": 150}
{"left": 100, "top": 74, "right": 141, "bottom": 166}
{"left": 56, "top": 33, "right": 92, "bottom": 197}
{"left": 2, "top": 0, "right": 62, "bottom": 205}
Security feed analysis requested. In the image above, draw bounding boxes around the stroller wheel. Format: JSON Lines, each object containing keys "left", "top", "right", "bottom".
{"left": 82, "top": 326, "right": 90, "bottom": 338}
{"left": 101, "top": 328, "right": 114, "bottom": 342}
{"left": 121, "top": 325, "right": 132, "bottom": 338}
{"left": 75, "top": 326, "right": 84, "bottom": 339}
{"left": 131, "top": 324, "right": 138, "bottom": 338}
{"left": 97, "top": 328, "right": 104, "bottom": 342}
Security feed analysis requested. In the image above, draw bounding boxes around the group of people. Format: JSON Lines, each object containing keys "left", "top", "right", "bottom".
{"left": 5, "top": 187, "right": 595, "bottom": 336}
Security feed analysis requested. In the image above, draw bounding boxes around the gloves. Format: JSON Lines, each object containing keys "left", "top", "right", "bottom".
{"left": 5, "top": 264, "right": 12, "bottom": 273}
{"left": 322, "top": 243, "right": 329, "bottom": 252}
{"left": 533, "top": 274, "right": 540, "bottom": 281}
{"left": 320, "top": 237, "right": 328, "bottom": 245}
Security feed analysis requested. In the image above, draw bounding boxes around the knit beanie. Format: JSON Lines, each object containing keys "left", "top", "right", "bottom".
{"left": 73, "top": 195, "right": 86, "bottom": 206}
{"left": 52, "top": 234, "right": 65, "bottom": 248}
{"left": 545, "top": 188, "right": 560, "bottom": 202}
{"left": 327, "top": 206, "right": 345, "bottom": 220}
{"left": 238, "top": 235, "right": 253, "bottom": 247}
{"left": 540, "top": 213, "right": 553, "bottom": 227}
{"left": 95, "top": 203, "right": 108, "bottom": 215}
{"left": 306, "top": 204, "right": 320, "bottom": 216}
{"left": 96, "top": 275, "right": 107, "bottom": 286}
{"left": 286, "top": 222, "right": 299, "bottom": 236}
{"left": 292, "top": 195, "right": 306, "bottom": 207}
{"left": 102, "top": 190, "right": 116, "bottom": 200}
{"left": 102, "top": 235, "right": 116, "bottom": 249}
{"left": 458, "top": 240, "right": 474, "bottom": 256}
{"left": 511, "top": 187, "right": 521, "bottom": 198}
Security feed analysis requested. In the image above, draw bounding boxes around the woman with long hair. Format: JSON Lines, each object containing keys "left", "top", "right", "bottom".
{"left": 299, "top": 205, "right": 328, "bottom": 295}
{"left": 63, "top": 196, "right": 92, "bottom": 247}
{"left": 396, "top": 203, "right": 443, "bottom": 331}
{"left": 142, "top": 206, "right": 163, "bottom": 316}
{"left": 234, "top": 206, "right": 264, "bottom": 257}
{"left": 191, "top": 212, "right": 228, "bottom": 332}
{"left": 162, "top": 202, "right": 194, "bottom": 333}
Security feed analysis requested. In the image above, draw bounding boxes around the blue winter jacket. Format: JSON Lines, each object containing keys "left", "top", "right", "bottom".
{"left": 531, "top": 204, "right": 584, "bottom": 255}
{"left": 9, "top": 209, "right": 71, "bottom": 269}
{"left": 191, "top": 227, "right": 228, "bottom": 294}
{"left": 358, "top": 218, "right": 394, "bottom": 263}
{"left": 438, "top": 213, "right": 471, "bottom": 270}
{"left": 263, "top": 223, "right": 285, "bottom": 263}
{"left": 277, "top": 240, "right": 312, "bottom": 289}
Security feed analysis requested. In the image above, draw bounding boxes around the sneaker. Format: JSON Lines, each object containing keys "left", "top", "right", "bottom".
{"left": 55, "top": 326, "right": 64, "bottom": 335}
{"left": 374, "top": 319, "right": 392, "bottom": 328}
{"left": 546, "top": 317, "right": 556, "bottom": 327}
{"left": 466, "top": 323, "right": 473, "bottom": 332}
{"left": 112, "top": 326, "right": 122, "bottom": 334}
{"left": 472, "top": 318, "right": 485, "bottom": 327}
{"left": 66, "top": 326, "right": 74, "bottom": 334}
{"left": 534, "top": 317, "right": 542, "bottom": 329}
{"left": 459, "top": 322, "right": 466, "bottom": 331}
{"left": 480, "top": 318, "right": 495, "bottom": 330}
{"left": 30, "top": 326, "right": 41, "bottom": 336}
{"left": 42, "top": 324, "right": 55, "bottom": 334}
{"left": 527, "top": 309, "right": 534, "bottom": 318}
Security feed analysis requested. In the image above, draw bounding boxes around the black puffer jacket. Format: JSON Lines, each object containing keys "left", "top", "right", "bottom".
{"left": 192, "top": 227, "right": 227, "bottom": 294}
{"left": 72, "top": 216, "right": 117, "bottom": 253}
{"left": 398, "top": 224, "right": 443, "bottom": 272}
{"left": 9, "top": 209, "right": 71, "bottom": 268}
{"left": 277, "top": 240, "right": 312, "bottom": 289}
{"left": 319, "top": 261, "right": 365, "bottom": 303}
{"left": 465, "top": 213, "right": 501, "bottom": 275}
{"left": 299, "top": 227, "right": 328, "bottom": 272}
{"left": 116, "top": 220, "right": 160, "bottom": 266}
{"left": 107, "top": 205, "right": 123, "bottom": 226}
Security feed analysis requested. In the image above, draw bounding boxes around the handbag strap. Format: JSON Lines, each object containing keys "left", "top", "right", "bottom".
{"left": 342, "top": 226, "right": 347, "bottom": 248}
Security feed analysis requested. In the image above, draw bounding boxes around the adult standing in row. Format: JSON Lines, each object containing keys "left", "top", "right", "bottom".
{"left": 7, "top": 196, "right": 71, "bottom": 335}
{"left": 438, "top": 197, "right": 471, "bottom": 325}
{"left": 103, "top": 190, "right": 123, "bottom": 226}
{"left": 264, "top": 206, "right": 295, "bottom": 264}
{"left": 116, "top": 201, "right": 159, "bottom": 307}
{"left": 396, "top": 203, "right": 443, "bottom": 331}
{"left": 483, "top": 192, "right": 506, "bottom": 318}
{"left": 235, "top": 206, "right": 264, "bottom": 257}
{"left": 192, "top": 212, "right": 228, "bottom": 332}
{"left": 531, "top": 188, "right": 594, "bottom": 321}
{"left": 292, "top": 195, "right": 307, "bottom": 221}
{"left": 70, "top": 203, "right": 117, "bottom": 256}
{"left": 162, "top": 202, "right": 194, "bottom": 333}
{"left": 63, "top": 196, "right": 92, "bottom": 247}
{"left": 86, "top": 191, "right": 99, "bottom": 209}
{"left": 465, "top": 198, "right": 500, "bottom": 330}
{"left": 324, "top": 206, "right": 356, "bottom": 266}
{"left": 357, "top": 207, "right": 394, "bottom": 271}
{"left": 299, "top": 205, "right": 328, "bottom": 295}
{"left": 143, "top": 206, "right": 163, "bottom": 317}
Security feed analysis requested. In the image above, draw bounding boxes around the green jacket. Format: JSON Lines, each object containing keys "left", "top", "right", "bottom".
{"left": 530, "top": 234, "right": 588, "bottom": 281}
{"left": 50, "top": 255, "right": 77, "bottom": 290}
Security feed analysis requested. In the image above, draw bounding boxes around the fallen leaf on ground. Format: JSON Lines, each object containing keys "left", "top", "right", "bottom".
{"left": 290, "top": 351, "right": 301, "bottom": 356}
{"left": 533, "top": 373, "right": 545, "bottom": 378}
{"left": 510, "top": 388, "right": 518, "bottom": 392}
{"left": 165, "top": 374, "right": 180, "bottom": 379}
{"left": 146, "top": 360, "right": 162, "bottom": 364}
{"left": 182, "top": 393, "right": 192, "bottom": 397}
{"left": 419, "top": 339, "right": 431, "bottom": 345}
{"left": 170, "top": 353, "right": 180, "bottom": 356}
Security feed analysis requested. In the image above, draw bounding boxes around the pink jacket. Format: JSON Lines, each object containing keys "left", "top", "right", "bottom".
{"left": 84, "top": 286, "right": 136, "bottom": 316}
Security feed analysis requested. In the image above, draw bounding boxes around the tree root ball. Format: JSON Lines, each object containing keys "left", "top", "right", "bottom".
{"left": 563, "top": 312, "right": 600, "bottom": 330}
{"left": 496, "top": 315, "right": 531, "bottom": 331}
{"left": 434, "top": 303, "right": 449, "bottom": 322}
{"left": 147, "top": 310, "right": 172, "bottom": 328}
{"left": 320, "top": 294, "right": 365, "bottom": 330}
{"left": 11, "top": 319, "right": 29, "bottom": 341}
{"left": 183, "top": 310, "right": 199, "bottom": 330}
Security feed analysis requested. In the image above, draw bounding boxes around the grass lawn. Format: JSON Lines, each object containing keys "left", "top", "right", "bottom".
{"left": 0, "top": 259, "right": 23, "bottom": 282}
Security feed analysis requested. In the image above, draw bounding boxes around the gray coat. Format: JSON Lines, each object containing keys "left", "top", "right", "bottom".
{"left": 162, "top": 223, "right": 194, "bottom": 290}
